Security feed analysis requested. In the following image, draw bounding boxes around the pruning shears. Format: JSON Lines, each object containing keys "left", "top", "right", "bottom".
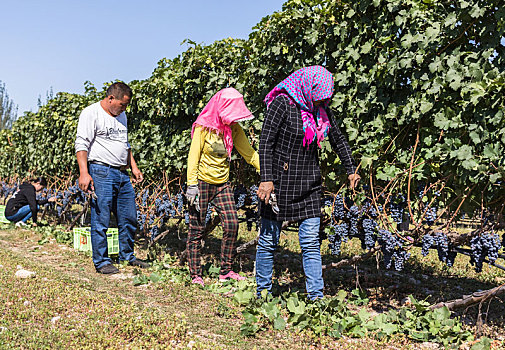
{"left": 88, "top": 191, "right": 98, "bottom": 201}
{"left": 269, "top": 192, "right": 280, "bottom": 215}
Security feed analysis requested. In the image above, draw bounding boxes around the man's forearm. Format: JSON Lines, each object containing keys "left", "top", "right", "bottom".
{"left": 76, "top": 151, "right": 89, "bottom": 175}
{"left": 128, "top": 149, "right": 138, "bottom": 170}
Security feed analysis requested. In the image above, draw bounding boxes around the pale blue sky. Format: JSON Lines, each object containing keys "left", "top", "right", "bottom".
{"left": 0, "top": 0, "right": 286, "bottom": 114}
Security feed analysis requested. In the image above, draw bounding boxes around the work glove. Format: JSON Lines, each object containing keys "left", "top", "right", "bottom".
{"left": 186, "top": 185, "right": 200, "bottom": 212}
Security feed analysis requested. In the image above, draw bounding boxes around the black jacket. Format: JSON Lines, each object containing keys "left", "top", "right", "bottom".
{"left": 259, "top": 95, "right": 356, "bottom": 221}
{"left": 5, "top": 183, "right": 47, "bottom": 223}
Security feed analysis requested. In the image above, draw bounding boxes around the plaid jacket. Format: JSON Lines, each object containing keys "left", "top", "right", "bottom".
{"left": 259, "top": 95, "right": 357, "bottom": 221}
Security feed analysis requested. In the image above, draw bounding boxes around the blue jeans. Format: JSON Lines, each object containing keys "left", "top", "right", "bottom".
{"left": 6, "top": 205, "right": 38, "bottom": 223}
{"left": 256, "top": 217, "right": 323, "bottom": 300}
{"left": 89, "top": 163, "right": 138, "bottom": 269}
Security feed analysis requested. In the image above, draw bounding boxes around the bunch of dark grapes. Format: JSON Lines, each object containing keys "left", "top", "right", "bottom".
{"left": 333, "top": 195, "right": 345, "bottom": 221}
{"left": 167, "top": 197, "right": 176, "bottom": 217}
{"left": 150, "top": 225, "right": 159, "bottom": 241}
{"left": 327, "top": 196, "right": 380, "bottom": 251}
{"left": 0, "top": 182, "right": 17, "bottom": 200}
{"left": 248, "top": 185, "right": 259, "bottom": 205}
{"left": 417, "top": 185, "right": 426, "bottom": 199}
{"left": 55, "top": 191, "right": 66, "bottom": 216}
{"left": 377, "top": 229, "right": 410, "bottom": 271}
{"left": 388, "top": 195, "right": 406, "bottom": 224}
{"left": 361, "top": 201, "right": 378, "bottom": 218}
{"left": 391, "top": 249, "right": 410, "bottom": 271}
{"left": 141, "top": 189, "right": 149, "bottom": 207}
{"left": 204, "top": 203, "right": 214, "bottom": 225}
{"left": 53, "top": 190, "right": 74, "bottom": 217}
{"left": 234, "top": 185, "right": 248, "bottom": 209}
{"left": 422, "top": 232, "right": 456, "bottom": 266}
{"left": 67, "top": 182, "right": 87, "bottom": 205}
{"left": 45, "top": 189, "right": 58, "bottom": 210}
{"left": 362, "top": 218, "right": 377, "bottom": 249}
{"left": 137, "top": 212, "right": 147, "bottom": 231}
{"left": 0, "top": 182, "right": 6, "bottom": 199}
{"left": 470, "top": 232, "right": 501, "bottom": 272}
{"left": 433, "top": 232, "right": 450, "bottom": 265}
{"left": 157, "top": 196, "right": 166, "bottom": 214}
{"left": 328, "top": 223, "right": 349, "bottom": 255}
{"left": 348, "top": 205, "right": 360, "bottom": 237}
{"left": 424, "top": 207, "right": 437, "bottom": 225}
{"left": 236, "top": 193, "right": 247, "bottom": 209}
{"left": 176, "top": 193, "right": 184, "bottom": 213}
{"left": 157, "top": 195, "right": 175, "bottom": 218}
{"left": 36, "top": 190, "right": 53, "bottom": 209}
{"left": 421, "top": 234, "right": 434, "bottom": 256}
{"left": 423, "top": 232, "right": 456, "bottom": 267}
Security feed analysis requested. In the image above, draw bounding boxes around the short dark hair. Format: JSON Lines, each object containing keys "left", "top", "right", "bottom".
{"left": 30, "top": 176, "right": 47, "bottom": 187}
{"left": 106, "top": 82, "right": 132, "bottom": 100}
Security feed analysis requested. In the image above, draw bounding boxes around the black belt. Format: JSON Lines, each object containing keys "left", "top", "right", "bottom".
{"left": 89, "top": 161, "right": 128, "bottom": 171}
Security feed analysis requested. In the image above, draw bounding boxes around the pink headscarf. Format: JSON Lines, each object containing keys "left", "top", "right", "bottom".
{"left": 191, "top": 88, "right": 254, "bottom": 158}
{"left": 264, "top": 66, "right": 334, "bottom": 147}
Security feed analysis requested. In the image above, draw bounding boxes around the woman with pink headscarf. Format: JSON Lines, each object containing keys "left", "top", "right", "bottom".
{"left": 256, "top": 66, "right": 360, "bottom": 299}
{"left": 186, "top": 87, "right": 260, "bottom": 286}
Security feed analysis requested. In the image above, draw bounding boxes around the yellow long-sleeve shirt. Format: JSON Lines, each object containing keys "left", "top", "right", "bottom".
{"left": 187, "top": 124, "right": 260, "bottom": 185}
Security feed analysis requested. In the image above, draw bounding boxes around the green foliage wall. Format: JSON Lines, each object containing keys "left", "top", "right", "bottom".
{"left": 1, "top": 0, "right": 504, "bottom": 213}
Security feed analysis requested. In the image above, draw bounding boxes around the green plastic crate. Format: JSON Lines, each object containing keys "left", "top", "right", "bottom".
{"left": 0, "top": 205, "right": 9, "bottom": 224}
{"left": 73, "top": 227, "right": 119, "bottom": 255}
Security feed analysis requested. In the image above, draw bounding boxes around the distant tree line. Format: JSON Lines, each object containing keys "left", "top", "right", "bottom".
{"left": 0, "top": 81, "right": 17, "bottom": 130}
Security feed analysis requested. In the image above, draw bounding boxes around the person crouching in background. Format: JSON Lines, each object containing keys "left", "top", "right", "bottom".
{"left": 5, "top": 177, "right": 56, "bottom": 227}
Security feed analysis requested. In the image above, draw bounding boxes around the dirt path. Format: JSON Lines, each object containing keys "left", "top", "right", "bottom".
{"left": 1, "top": 227, "right": 488, "bottom": 349}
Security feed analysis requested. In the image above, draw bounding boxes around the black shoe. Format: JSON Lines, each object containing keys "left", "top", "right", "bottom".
{"left": 96, "top": 264, "right": 119, "bottom": 274}
{"left": 128, "top": 259, "right": 150, "bottom": 269}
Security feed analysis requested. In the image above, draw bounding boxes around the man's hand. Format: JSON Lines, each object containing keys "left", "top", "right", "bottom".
{"left": 348, "top": 173, "right": 361, "bottom": 189}
{"left": 78, "top": 173, "right": 94, "bottom": 192}
{"left": 131, "top": 166, "right": 144, "bottom": 183}
{"left": 257, "top": 181, "right": 274, "bottom": 204}
{"left": 48, "top": 197, "right": 57, "bottom": 203}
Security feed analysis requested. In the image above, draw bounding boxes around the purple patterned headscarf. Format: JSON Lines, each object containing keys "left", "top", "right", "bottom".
{"left": 264, "top": 65, "right": 334, "bottom": 147}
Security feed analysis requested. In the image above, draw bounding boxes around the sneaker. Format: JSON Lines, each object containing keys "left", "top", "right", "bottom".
{"left": 191, "top": 276, "right": 204, "bottom": 287}
{"left": 96, "top": 264, "right": 119, "bottom": 274}
{"left": 219, "top": 271, "right": 246, "bottom": 282}
{"left": 128, "top": 259, "right": 150, "bottom": 269}
{"left": 15, "top": 221, "right": 27, "bottom": 228}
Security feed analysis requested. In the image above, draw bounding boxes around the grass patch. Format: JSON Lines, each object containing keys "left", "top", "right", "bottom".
{"left": 2, "top": 222, "right": 505, "bottom": 349}
{"left": 0, "top": 248, "right": 195, "bottom": 349}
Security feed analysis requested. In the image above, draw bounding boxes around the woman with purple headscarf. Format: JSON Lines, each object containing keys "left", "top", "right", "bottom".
{"left": 256, "top": 66, "right": 360, "bottom": 299}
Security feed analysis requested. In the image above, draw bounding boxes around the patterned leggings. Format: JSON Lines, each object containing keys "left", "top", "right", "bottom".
{"left": 187, "top": 180, "right": 239, "bottom": 277}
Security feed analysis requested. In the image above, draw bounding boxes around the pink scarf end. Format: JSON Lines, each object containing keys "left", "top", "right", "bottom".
{"left": 303, "top": 128, "right": 316, "bottom": 148}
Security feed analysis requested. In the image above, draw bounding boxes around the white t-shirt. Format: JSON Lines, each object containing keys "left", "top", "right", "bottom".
{"left": 75, "top": 102, "right": 131, "bottom": 167}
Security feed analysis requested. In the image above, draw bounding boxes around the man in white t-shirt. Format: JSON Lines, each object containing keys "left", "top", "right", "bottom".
{"left": 75, "top": 82, "right": 148, "bottom": 274}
